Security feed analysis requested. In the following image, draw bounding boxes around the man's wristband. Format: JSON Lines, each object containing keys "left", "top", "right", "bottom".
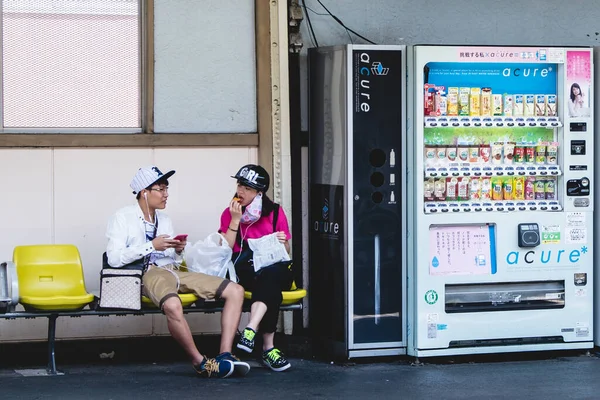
{"left": 228, "top": 226, "right": 239, "bottom": 232}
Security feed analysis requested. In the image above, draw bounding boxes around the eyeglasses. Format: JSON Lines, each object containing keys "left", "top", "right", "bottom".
{"left": 149, "top": 187, "right": 169, "bottom": 194}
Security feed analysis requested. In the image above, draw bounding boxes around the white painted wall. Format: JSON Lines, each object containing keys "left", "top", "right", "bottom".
{"left": 0, "top": 148, "right": 255, "bottom": 341}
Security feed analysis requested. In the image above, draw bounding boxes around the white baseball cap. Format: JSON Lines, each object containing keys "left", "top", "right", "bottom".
{"left": 130, "top": 166, "right": 175, "bottom": 194}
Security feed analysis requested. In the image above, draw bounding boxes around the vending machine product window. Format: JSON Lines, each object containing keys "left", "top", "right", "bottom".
{"left": 422, "top": 61, "right": 561, "bottom": 214}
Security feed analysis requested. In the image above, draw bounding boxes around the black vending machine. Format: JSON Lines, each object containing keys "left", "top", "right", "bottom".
{"left": 308, "top": 45, "right": 406, "bottom": 358}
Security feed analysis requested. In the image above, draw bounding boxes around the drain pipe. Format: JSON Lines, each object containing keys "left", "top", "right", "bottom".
{"left": 288, "top": 0, "right": 305, "bottom": 333}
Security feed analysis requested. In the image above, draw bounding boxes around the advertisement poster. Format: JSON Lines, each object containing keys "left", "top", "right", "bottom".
{"left": 566, "top": 51, "right": 591, "bottom": 118}
{"left": 429, "top": 224, "right": 497, "bottom": 276}
{"left": 426, "top": 62, "right": 557, "bottom": 95}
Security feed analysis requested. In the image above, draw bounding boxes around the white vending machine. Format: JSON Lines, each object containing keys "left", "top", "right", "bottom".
{"left": 408, "top": 46, "right": 594, "bottom": 357}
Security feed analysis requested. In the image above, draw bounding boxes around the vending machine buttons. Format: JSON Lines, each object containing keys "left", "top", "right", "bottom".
{"left": 518, "top": 223, "right": 540, "bottom": 248}
{"left": 570, "top": 140, "right": 586, "bottom": 155}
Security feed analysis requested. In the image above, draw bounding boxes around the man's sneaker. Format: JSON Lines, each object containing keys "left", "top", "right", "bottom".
{"left": 237, "top": 327, "right": 256, "bottom": 353}
{"left": 216, "top": 352, "right": 251, "bottom": 376}
{"left": 262, "top": 347, "right": 291, "bottom": 372}
{"left": 193, "top": 356, "right": 234, "bottom": 378}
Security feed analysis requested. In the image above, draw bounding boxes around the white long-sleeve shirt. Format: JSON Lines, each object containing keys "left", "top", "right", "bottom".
{"left": 105, "top": 204, "right": 182, "bottom": 268}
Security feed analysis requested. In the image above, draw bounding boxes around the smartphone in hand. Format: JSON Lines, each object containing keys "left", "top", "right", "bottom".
{"left": 173, "top": 234, "right": 188, "bottom": 241}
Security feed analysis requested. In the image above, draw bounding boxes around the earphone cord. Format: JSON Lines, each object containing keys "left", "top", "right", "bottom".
{"left": 144, "top": 194, "right": 157, "bottom": 226}
{"left": 143, "top": 192, "right": 179, "bottom": 289}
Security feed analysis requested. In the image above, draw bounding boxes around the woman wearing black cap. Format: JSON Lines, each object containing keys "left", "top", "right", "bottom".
{"left": 218, "top": 164, "right": 293, "bottom": 372}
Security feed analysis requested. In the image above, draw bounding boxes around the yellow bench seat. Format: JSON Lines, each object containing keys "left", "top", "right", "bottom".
{"left": 14, "top": 244, "right": 95, "bottom": 312}
{"left": 20, "top": 294, "right": 95, "bottom": 311}
{"left": 244, "top": 288, "right": 307, "bottom": 306}
{"left": 141, "top": 293, "right": 199, "bottom": 308}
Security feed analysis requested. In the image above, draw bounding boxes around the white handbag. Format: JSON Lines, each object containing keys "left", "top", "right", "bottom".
{"left": 99, "top": 268, "right": 143, "bottom": 310}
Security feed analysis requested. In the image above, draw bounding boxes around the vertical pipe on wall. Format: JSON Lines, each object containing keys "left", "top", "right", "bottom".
{"left": 288, "top": 0, "right": 305, "bottom": 334}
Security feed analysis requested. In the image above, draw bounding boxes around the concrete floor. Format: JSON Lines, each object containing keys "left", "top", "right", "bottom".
{"left": 2, "top": 340, "right": 600, "bottom": 400}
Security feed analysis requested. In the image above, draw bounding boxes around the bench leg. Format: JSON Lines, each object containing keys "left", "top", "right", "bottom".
{"left": 46, "top": 314, "right": 58, "bottom": 375}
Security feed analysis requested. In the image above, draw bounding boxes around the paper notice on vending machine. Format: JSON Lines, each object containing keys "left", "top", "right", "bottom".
{"left": 566, "top": 212, "right": 587, "bottom": 244}
{"left": 429, "top": 224, "right": 497, "bottom": 276}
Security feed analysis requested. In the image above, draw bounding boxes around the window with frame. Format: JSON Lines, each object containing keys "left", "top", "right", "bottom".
{"left": 1, "top": 0, "right": 141, "bottom": 132}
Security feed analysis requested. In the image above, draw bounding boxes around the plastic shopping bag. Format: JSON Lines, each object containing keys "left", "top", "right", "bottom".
{"left": 184, "top": 233, "right": 237, "bottom": 281}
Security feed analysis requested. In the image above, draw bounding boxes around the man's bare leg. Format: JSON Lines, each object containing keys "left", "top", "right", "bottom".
{"left": 162, "top": 296, "right": 203, "bottom": 365}
{"left": 218, "top": 282, "right": 245, "bottom": 353}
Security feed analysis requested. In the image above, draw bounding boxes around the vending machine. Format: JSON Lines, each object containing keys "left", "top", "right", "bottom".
{"left": 308, "top": 45, "right": 406, "bottom": 358}
{"left": 408, "top": 46, "right": 594, "bottom": 357}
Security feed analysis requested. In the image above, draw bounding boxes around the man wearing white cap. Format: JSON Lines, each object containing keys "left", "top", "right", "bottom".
{"left": 106, "top": 166, "right": 249, "bottom": 378}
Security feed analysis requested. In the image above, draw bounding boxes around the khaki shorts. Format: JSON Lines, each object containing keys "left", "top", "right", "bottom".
{"left": 142, "top": 266, "right": 230, "bottom": 309}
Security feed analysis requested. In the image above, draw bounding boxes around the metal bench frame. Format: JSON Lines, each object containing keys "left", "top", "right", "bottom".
{"left": 1, "top": 300, "right": 302, "bottom": 375}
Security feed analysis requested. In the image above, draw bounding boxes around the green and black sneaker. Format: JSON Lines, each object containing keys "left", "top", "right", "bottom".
{"left": 237, "top": 327, "right": 256, "bottom": 353}
{"left": 262, "top": 347, "right": 291, "bottom": 372}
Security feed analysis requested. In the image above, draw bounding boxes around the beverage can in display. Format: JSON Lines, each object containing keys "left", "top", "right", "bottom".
{"left": 436, "top": 146, "right": 447, "bottom": 166}
{"left": 424, "top": 178, "right": 435, "bottom": 202}
{"left": 546, "top": 94, "right": 557, "bottom": 116}
{"left": 546, "top": 142, "right": 558, "bottom": 164}
{"left": 491, "top": 177, "right": 503, "bottom": 200}
{"left": 534, "top": 179, "right": 546, "bottom": 200}
{"left": 458, "top": 145, "right": 470, "bottom": 163}
{"left": 438, "top": 93, "right": 447, "bottom": 116}
{"left": 525, "top": 177, "right": 535, "bottom": 200}
{"left": 504, "top": 142, "right": 515, "bottom": 165}
{"left": 524, "top": 94, "right": 535, "bottom": 116}
{"left": 447, "top": 87, "right": 459, "bottom": 116}
{"left": 502, "top": 177, "right": 513, "bottom": 200}
{"left": 491, "top": 142, "right": 503, "bottom": 165}
{"left": 446, "top": 145, "right": 457, "bottom": 163}
{"left": 503, "top": 94, "right": 514, "bottom": 116}
{"left": 457, "top": 177, "right": 470, "bottom": 201}
{"left": 513, "top": 176, "right": 525, "bottom": 200}
{"left": 470, "top": 88, "right": 481, "bottom": 116}
{"left": 479, "top": 144, "right": 491, "bottom": 164}
{"left": 513, "top": 145, "right": 525, "bottom": 164}
{"left": 459, "top": 87, "right": 470, "bottom": 116}
{"left": 524, "top": 146, "right": 536, "bottom": 164}
{"left": 535, "top": 143, "right": 547, "bottom": 164}
{"left": 513, "top": 94, "right": 524, "bottom": 116}
{"left": 469, "top": 146, "right": 479, "bottom": 163}
{"left": 480, "top": 177, "right": 492, "bottom": 200}
{"left": 434, "top": 178, "right": 446, "bottom": 201}
{"left": 425, "top": 146, "right": 437, "bottom": 167}
{"left": 481, "top": 88, "right": 492, "bottom": 116}
{"left": 446, "top": 177, "right": 458, "bottom": 201}
{"left": 469, "top": 177, "right": 481, "bottom": 200}
{"left": 493, "top": 94, "right": 503, "bottom": 115}
{"left": 535, "top": 95, "right": 546, "bottom": 116}
{"left": 545, "top": 179, "right": 556, "bottom": 200}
